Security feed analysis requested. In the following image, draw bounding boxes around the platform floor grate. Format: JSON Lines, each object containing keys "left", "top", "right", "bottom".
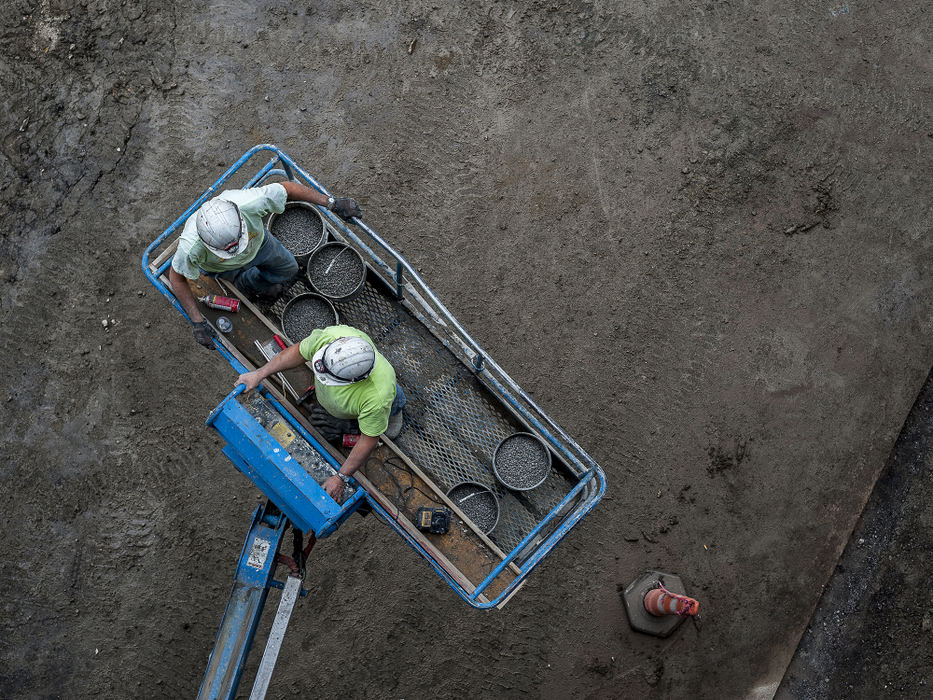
{"left": 261, "top": 273, "right": 576, "bottom": 554}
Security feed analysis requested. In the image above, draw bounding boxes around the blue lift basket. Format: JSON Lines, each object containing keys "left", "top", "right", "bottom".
{"left": 142, "top": 145, "right": 607, "bottom": 612}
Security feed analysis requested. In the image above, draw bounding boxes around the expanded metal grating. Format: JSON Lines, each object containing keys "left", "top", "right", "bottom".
{"left": 263, "top": 269, "right": 576, "bottom": 554}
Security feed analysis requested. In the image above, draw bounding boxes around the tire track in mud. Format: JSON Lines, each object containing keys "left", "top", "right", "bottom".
{"left": 0, "top": 0, "right": 176, "bottom": 307}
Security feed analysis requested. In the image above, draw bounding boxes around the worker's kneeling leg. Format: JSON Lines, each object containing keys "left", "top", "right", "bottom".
{"left": 390, "top": 384, "right": 406, "bottom": 415}
{"left": 236, "top": 234, "right": 299, "bottom": 294}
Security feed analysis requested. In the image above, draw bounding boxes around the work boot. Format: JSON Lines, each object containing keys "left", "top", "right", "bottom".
{"left": 245, "top": 283, "right": 283, "bottom": 304}
{"left": 385, "top": 410, "right": 404, "bottom": 440}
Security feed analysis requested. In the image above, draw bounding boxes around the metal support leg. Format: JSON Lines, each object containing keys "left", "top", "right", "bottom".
{"left": 280, "top": 157, "right": 296, "bottom": 181}
{"left": 198, "top": 504, "right": 287, "bottom": 700}
{"left": 395, "top": 260, "right": 404, "bottom": 298}
{"left": 248, "top": 575, "right": 303, "bottom": 700}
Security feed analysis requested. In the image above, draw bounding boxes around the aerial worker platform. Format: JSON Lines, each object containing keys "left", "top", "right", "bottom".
{"left": 142, "top": 145, "right": 606, "bottom": 698}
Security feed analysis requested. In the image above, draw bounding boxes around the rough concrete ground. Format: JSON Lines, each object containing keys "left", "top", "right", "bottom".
{"left": 1, "top": 1, "right": 931, "bottom": 698}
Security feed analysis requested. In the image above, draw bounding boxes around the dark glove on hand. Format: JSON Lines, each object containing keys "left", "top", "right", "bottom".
{"left": 333, "top": 197, "right": 362, "bottom": 221}
{"left": 192, "top": 320, "right": 215, "bottom": 348}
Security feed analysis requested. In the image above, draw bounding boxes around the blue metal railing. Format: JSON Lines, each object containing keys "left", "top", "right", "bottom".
{"left": 141, "top": 145, "right": 607, "bottom": 608}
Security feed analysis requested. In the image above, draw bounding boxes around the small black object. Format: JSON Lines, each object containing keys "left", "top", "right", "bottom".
{"left": 245, "top": 283, "right": 284, "bottom": 303}
{"left": 415, "top": 507, "right": 451, "bottom": 535}
{"left": 192, "top": 320, "right": 215, "bottom": 348}
{"left": 297, "top": 384, "right": 315, "bottom": 406}
{"left": 333, "top": 197, "right": 362, "bottom": 221}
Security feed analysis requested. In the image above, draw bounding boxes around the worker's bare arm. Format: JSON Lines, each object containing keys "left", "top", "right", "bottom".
{"left": 337, "top": 434, "right": 380, "bottom": 477}
{"left": 235, "top": 343, "right": 305, "bottom": 392}
{"left": 169, "top": 267, "right": 205, "bottom": 324}
{"left": 322, "top": 433, "right": 380, "bottom": 501}
{"left": 280, "top": 181, "right": 329, "bottom": 207}
{"left": 280, "top": 181, "right": 362, "bottom": 221}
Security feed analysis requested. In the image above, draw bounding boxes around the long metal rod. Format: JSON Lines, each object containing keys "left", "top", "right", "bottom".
{"left": 248, "top": 575, "right": 302, "bottom": 700}
{"left": 243, "top": 157, "right": 280, "bottom": 189}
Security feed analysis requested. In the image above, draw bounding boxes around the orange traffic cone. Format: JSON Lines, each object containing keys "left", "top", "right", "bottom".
{"left": 644, "top": 583, "right": 699, "bottom": 617}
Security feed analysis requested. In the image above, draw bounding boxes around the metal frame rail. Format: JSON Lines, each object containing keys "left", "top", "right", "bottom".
{"left": 141, "top": 144, "right": 608, "bottom": 609}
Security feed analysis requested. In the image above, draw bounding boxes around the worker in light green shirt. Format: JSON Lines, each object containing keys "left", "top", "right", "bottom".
{"left": 169, "top": 182, "right": 362, "bottom": 348}
{"left": 235, "top": 325, "right": 405, "bottom": 502}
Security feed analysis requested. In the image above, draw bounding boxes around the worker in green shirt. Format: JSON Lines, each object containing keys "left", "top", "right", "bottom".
{"left": 235, "top": 325, "right": 405, "bottom": 502}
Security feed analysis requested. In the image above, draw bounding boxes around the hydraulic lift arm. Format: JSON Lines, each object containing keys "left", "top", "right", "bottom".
{"left": 198, "top": 503, "right": 288, "bottom": 700}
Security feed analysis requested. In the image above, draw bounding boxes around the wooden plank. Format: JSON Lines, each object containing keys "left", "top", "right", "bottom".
{"left": 353, "top": 472, "right": 490, "bottom": 603}
{"left": 150, "top": 238, "right": 179, "bottom": 270}
{"left": 358, "top": 452, "right": 514, "bottom": 600}
{"left": 379, "top": 441, "right": 522, "bottom": 576}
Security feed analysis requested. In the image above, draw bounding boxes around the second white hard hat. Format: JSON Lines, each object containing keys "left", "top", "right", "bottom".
{"left": 312, "top": 337, "right": 376, "bottom": 386}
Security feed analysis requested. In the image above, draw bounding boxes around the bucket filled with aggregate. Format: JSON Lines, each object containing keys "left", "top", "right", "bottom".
{"left": 281, "top": 293, "right": 339, "bottom": 343}
{"left": 268, "top": 202, "right": 327, "bottom": 265}
{"left": 306, "top": 242, "right": 367, "bottom": 303}
{"left": 493, "top": 432, "right": 552, "bottom": 491}
{"left": 447, "top": 481, "right": 500, "bottom": 535}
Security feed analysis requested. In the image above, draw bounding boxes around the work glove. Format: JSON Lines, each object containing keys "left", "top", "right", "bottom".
{"left": 332, "top": 197, "right": 362, "bottom": 221}
{"left": 192, "top": 320, "right": 215, "bottom": 348}
{"left": 309, "top": 405, "right": 359, "bottom": 443}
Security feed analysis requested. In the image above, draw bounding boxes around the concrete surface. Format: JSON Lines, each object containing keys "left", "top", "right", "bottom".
{"left": 1, "top": 1, "right": 931, "bottom": 697}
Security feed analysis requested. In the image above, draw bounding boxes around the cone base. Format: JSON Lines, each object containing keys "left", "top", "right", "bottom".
{"left": 622, "top": 570, "right": 691, "bottom": 638}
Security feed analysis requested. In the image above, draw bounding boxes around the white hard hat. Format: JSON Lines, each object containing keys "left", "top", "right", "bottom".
{"left": 312, "top": 337, "right": 376, "bottom": 386}
{"left": 196, "top": 198, "right": 248, "bottom": 259}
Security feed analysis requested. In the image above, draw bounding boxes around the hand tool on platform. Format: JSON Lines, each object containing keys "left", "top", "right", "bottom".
{"left": 416, "top": 507, "right": 451, "bottom": 534}
{"left": 254, "top": 339, "right": 301, "bottom": 402}
{"left": 297, "top": 384, "right": 315, "bottom": 406}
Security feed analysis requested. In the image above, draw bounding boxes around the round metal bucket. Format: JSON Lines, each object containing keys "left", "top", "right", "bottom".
{"left": 280, "top": 293, "right": 338, "bottom": 343}
{"left": 306, "top": 242, "right": 366, "bottom": 303}
{"left": 446, "top": 481, "right": 500, "bottom": 535}
{"left": 268, "top": 202, "right": 327, "bottom": 265}
{"left": 492, "top": 432, "right": 552, "bottom": 491}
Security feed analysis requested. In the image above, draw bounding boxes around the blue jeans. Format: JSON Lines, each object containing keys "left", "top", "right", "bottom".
{"left": 390, "top": 384, "right": 406, "bottom": 415}
{"left": 214, "top": 231, "right": 298, "bottom": 296}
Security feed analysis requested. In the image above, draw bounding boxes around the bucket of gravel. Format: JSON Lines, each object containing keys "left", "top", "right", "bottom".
{"left": 306, "top": 242, "right": 366, "bottom": 303}
{"left": 280, "top": 293, "right": 339, "bottom": 343}
{"left": 493, "top": 432, "right": 552, "bottom": 491}
{"left": 268, "top": 202, "right": 327, "bottom": 265}
{"left": 446, "top": 481, "right": 499, "bottom": 535}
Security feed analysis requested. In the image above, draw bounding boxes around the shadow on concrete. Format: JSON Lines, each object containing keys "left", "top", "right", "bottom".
{"left": 779, "top": 367, "right": 933, "bottom": 698}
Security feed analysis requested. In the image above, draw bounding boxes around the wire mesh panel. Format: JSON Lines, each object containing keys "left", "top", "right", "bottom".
{"left": 299, "top": 274, "right": 578, "bottom": 553}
